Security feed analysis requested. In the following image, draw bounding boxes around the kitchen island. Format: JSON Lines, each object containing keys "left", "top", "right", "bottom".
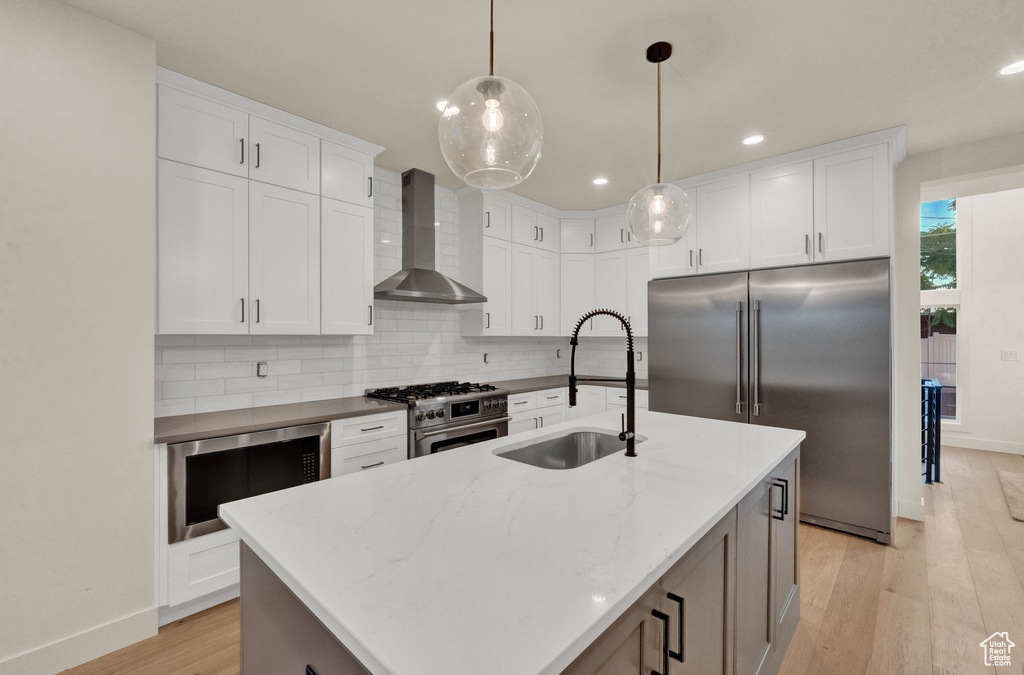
{"left": 219, "top": 410, "right": 805, "bottom": 675}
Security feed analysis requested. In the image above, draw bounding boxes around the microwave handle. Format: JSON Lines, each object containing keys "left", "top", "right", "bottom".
{"left": 418, "top": 417, "right": 511, "bottom": 438}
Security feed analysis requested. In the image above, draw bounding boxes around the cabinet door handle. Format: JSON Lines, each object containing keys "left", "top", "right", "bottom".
{"left": 485, "top": 312, "right": 490, "bottom": 329}
{"left": 698, "top": 248, "right": 704, "bottom": 266}
{"left": 539, "top": 227, "right": 544, "bottom": 242}
{"left": 590, "top": 233, "right": 594, "bottom": 248}
{"left": 368, "top": 176, "right": 373, "bottom": 198}
{"left": 638, "top": 351, "right": 643, "bottom": 361}
{"left": 254, "top": 142, "right": 260, "bottom": 168}
{"left": 621, "top": 228, "right": 625, "bottom": 243}
{"left": 485, "top": 211, "right": 491, "bottom": 228}
{"left": 533, "top": 418, "right": 538, "bottom": 429}
{"left": 540, "top": 315, "right": 544, "bottom": 330}
{"left": 368, "top": 305, "right": 373, "bottom": 326}
{"left": 361, "top": 460, "right": 385, "bottom": 470}
{"left": 805, "top": 233, "right": 811, "bottom": 257}
{"left": 777, "top": 477, "right": 789, "bottom": 515}
{"left": 651, "top": 609, "right": 671, "bottom": 675}
{"left": 689, "top": 249, "right": 694, "bottom": 268}
{"left": 534, "top": 225, "right": 538, "bottom": 241}
{"left": 306, "top": 666, "right": 320, "bottom": 675}
{"left": 240, "top": 138, "right": 245, "bottom": 165}
{"left": 534, "top": 315, "right": 539, "bottom": 330}
{"left": 255, "top": 299, "right": 260, "bottom": 323}
{"left": 240, "top": 298, "right": 245, "bottom": 323}
{"left": 513, "top": 400, "right": 529, "bottom": 405}
{"left": 360, "top": 425, "right": 385, "bottom": 432}
{"left": 546, "top": 395, "right": 559, "bottom": 399}
{"left": 772, "top": 482, "right": 785, "bottom": 520}
{"left": 666, "top": 593, "right": 685, "bottom": 662}
{"left": 818, "top": 232, "right": 824, "bottom": 254}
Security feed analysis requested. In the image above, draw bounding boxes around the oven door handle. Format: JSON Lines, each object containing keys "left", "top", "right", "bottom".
{"left": 418, "top": 417, "right": 512, "bottom": 438}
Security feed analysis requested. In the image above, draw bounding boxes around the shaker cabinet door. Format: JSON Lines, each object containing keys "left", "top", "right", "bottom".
{"left": 735, "top": 479, "right": 773, "bottom": 675}
{"left": 481, "top": 192, "right": 512, "bottom": 240}
{"left": 321, "top": 140, "right": 374, "bottom": 208}
{"left": 480, "top": 236, "right": 513, "bottom": 336}
{"left": 560, "top": 218, "right": 595, "bottom": 253}
{"left": 749, "top": 161, "right": 814, "bottom": 269}
{"left": 248, "top": 183, "right": 320, "bottom": 335}
{"left": 696, "top": 175, "right": 750, "bottom": 274}
{"left": 510, "top": 244, "right": 538, "bottom": 336}
{"left": 157, "top": 86, "right": 249, "bottom": 177}
{"left": 593, "top": 250, "right": 628, "bottom": 336}
{"left": 248, "top": 117, "right": 320, "bottom": 195}
{"left": 560, "top": 254, "right": 596, "bottom": 336}
{"left": 813, "top": 144, "right": 890, "bottom": 261}
{"left": 157, "top": 160, "right": 249, "bottom": 335}
{"left": 321, "top": 198, "right": 373, "bottom": 335}
{"left": 534, "top": 249, "right": 560, "bottom": 335}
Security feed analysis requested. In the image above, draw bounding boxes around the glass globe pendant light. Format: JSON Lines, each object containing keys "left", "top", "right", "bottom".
{"left": 627, "top": 42, "right": 692, "bottom": 246}
{"left": 438, "top": 0, "right": 543, "bottom": 189}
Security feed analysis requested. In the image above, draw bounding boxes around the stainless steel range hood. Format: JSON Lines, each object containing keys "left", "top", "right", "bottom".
{"left": 373, "top": 168, "right": 487, "bottom": 304}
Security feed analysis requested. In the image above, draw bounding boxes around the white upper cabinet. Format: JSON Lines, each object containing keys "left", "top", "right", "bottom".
{"left": 248, "top": 183, "right": 321, "bottom": 334}
{"left": 479, "top": 237, "right": 513, "bottom": 335}
{"left": 511, "top": 244, "right": 559, "bottom": 335}
{"left": 157, "top": 160, "right": 249, "bottom": 334}
{"left": 560, "top": 218, "right": 596, "bottom": 253}
{"left": 321, "top": 198, "right": 373, "bottom": 335}
{"left": 593, "top": 250, "right": 628, "bottom": 336}
{"left": 813, "top": 144, "right": 890, "bottom": 261}
{"left": 650, "top": 187, "right": 697, "bottom": 279}
{"left": 749, "top": 161, "right": 814, "bottom": 269}
{"left": 561, "top": 254, "right": 596, "bottom": 336}
{"left": 511, "top": 203, "right": 538, "bottom": 247}
{"left": 626, "top": 248, "right": 651, "bottom": 337}
{"left": 482, "top": 192, "right": 512, "bottom": 240}
{"left": 321, "top": 140, "right": 374, "bottom": 208}
{"left": 696, "top": 175, "right": 751, "bottom": 274}
{"left": 248, "top": 117, "right": 320, "bottom": 195}
{"left": 158, "top": 86, "right": 249, "bottom": 178}
{"left": 535, "top": 212, "right": 560, "bottom": 253}
{"left": 595, "top": 213, "right": 633, "bottom": 252}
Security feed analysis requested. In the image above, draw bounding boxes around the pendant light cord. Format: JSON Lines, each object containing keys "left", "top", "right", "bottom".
{"left": 489, "top": 0, "right": 495, "bottom": 76}
{"left": 656, "top": 61, "right": 662, "bottom": 184}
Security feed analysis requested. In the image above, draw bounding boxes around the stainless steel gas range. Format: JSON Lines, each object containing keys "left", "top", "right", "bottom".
{"left": 366, "top": 382, "right": 510, "bottom": 459}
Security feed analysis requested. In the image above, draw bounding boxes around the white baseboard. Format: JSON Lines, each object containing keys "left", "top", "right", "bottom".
{"left": 898, "top": 498, "right": 925, "bottom": 522}
{"left": 943, "top": 437, "right": 1024, "bottom": 456}
{"left": 158, "top": 584, "right": 239, "bottom": 626}
{"left": 0, "top": 607, "right": 157, "bottom": 675}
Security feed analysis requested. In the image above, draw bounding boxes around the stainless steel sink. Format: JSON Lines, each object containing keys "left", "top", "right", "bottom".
{"left": 495, "top": 431, "right": 632, "bottom": 470}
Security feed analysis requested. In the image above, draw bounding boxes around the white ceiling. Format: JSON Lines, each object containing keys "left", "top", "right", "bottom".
{"left": 60, "top": 0, "right": 1024, "bottom": 209}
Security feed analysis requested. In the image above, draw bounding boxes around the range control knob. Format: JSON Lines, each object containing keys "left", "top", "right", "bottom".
{"left": 416, "top": 412, "right": 426, "bottom": 421}
{"left": 437, "top": 409, "right": 445, "bottom": 419}
{"left": 484, "top": 400, "right": 492, "bottom": 410}
{"left": 500, "top": 400, "right": 507, "bottom": 409}
{"left": 427, "top": 409, "right": 436, "bottom": 419}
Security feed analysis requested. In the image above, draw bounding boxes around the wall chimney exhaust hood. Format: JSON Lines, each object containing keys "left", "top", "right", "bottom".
{"left": 373, "top": 169, "right": 487, "bottom": 304}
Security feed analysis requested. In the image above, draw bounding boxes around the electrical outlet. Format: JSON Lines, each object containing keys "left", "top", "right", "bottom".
{"left": 1001, "top": 349, "right": 1018, "bottom": 362}
{"left": 257, "top": 360, "right": 269, "bottom": 377}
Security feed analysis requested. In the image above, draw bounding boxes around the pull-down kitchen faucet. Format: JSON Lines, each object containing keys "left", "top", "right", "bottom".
{"left": 568, "top": 309, "right": 637, "bottom": 457}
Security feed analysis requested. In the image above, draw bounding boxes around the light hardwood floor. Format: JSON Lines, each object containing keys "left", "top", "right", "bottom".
{"left": 63, "top": 446, "right": 1024, "bottom": 675}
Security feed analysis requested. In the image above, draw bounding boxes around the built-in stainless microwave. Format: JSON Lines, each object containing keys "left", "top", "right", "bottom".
{"left": 167, "top": 423, "right": 331, "bottom": 543}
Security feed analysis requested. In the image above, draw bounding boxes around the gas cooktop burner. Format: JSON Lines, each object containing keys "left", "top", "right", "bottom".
{"left": 366, "top": 381, "right": 500, "bottom": 404}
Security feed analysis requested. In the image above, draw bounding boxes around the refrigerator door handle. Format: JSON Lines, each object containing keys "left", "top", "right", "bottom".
{"left": 735, "top": 301, "right": 744, "bottom": 415}
{"left": 752, "top": 299, "right": 762, "bottom": 416}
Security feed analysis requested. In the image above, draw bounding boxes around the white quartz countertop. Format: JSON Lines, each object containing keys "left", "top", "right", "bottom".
{"left": 219, "top": 410, "right": 805, "bottom": 675}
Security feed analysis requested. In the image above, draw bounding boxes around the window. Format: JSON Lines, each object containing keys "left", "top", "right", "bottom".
{"left": 920, "top": 199, "right": 956, "bottom": 291}
{"left": 920, "top": 307, "right": 957, "bottom": 419}
{"left": 920, "top": 198, "right": 961, "bottom": 423}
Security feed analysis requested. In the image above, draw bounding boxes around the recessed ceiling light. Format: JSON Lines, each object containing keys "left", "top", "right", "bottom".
{"left": 743, "top": 135, "right": 765, "bottom": 145}
{"left": 1000, "top": 60, "right": 1024, "bottom": 75}
{"left": 435, "top": 100, "right": 448, "bottom": 112}
{"left": 593, "top": 178, "right": 609, "bottom": 185}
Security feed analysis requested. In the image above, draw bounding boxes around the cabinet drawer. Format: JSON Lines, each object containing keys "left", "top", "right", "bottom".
{"left": 536, "top": 388, "right": 567, "bottom": 407}
{"left": 606, "top": 388, "right": 649, "bottom": 408}
{"left": 335, "top": 437, "right": 406, "bottom": 476}
{"left": 331, "top": 411, "right": 405, "bottom": 447}
{"left": 508, "top": 392, "right": 537, "bottom": 412}
{"left": 167, "top": 529, "right": 239, "bottom": 607}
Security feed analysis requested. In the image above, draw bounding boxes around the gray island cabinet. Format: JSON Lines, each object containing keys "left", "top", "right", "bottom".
{"left": 221, "top": 410, "right": 805, "bottom": 675}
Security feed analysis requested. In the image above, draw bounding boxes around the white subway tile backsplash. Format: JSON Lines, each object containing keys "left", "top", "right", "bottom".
{"left": 155, "top": 364, "right": 195, "bottom": 382}
{"left": 195, "top": 393, "right": 252, "bottom": 413}
{"left": 194, "top": 362, "right": 254, "bottom": 379}
{"left": 225, "top": 376, "right": 280, "bottom": 394}
{"left": 163, "top": 378, "right": 225, "bottom": 399}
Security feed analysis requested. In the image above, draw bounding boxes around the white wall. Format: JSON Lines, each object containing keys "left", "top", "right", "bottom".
{"left": 0, "top": 1, "right": 157, "bottom": 672}
{"left": 155, "top": 166, "right": 640, "bottom": 416}
{"left": 941, "top": 188, "right": 1024, "bottom": 454}
{"left": 893, "top": 132, "right": 1024, "bottom": 521}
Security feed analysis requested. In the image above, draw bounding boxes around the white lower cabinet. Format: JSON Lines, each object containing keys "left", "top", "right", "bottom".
{"left": 166, "top": 528, "right": 240, "bottom": 608}
{"left": 506, "top": 388, "right": 569, "bottom": 436}
{"left": 509, "top": 412, "right": 539, "bottom": 435}
{"left": 605, "top": 387, "right": 649, "bottom": 410}
{"left": 334, "top": 436, "right": 406, "bottom": 476}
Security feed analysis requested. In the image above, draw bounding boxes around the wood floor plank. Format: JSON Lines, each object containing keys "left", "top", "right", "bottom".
{"left": 863, "top": 589, "right": 932, "bottom": 675}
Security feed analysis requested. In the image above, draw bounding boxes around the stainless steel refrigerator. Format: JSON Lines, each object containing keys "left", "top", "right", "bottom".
{"left": 649, "top": 258, "right": 892, "bottom": 543}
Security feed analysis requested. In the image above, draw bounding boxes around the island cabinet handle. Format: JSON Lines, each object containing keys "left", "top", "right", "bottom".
{"left": 666, "top": 592, "right": 685, "bottom": 662}
{"left": 771, "top": 480, "right": 786, "bottom": 520}
{"left": 777, "top": 477, "right": 790, "bottom": 515}
{"left": 651, "top": 609, "right": 671, "bottom": 675}
{"left": 306, "top": 666, "right": 319, "bottom": 675}
{"left": 360, "top": 425, "right": 385, "bottom": 432}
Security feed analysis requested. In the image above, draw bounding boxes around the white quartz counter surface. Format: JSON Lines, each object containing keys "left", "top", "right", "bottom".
{"left": 219, "top": 410, "right": 804, "bottom": 675}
